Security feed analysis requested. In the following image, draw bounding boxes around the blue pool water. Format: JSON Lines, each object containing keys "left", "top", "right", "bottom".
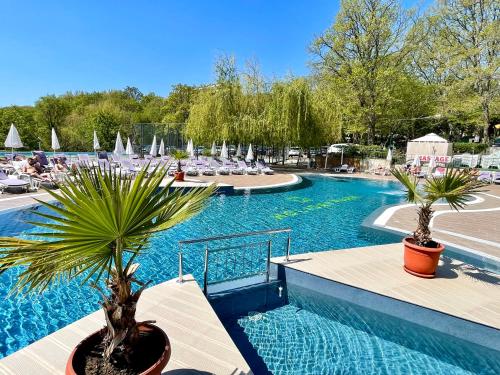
{"left": 0, "top": 175, "right": 408, "bottom": 358}
{"left": 223, "top": 284, "right": 500, "bottom": 374}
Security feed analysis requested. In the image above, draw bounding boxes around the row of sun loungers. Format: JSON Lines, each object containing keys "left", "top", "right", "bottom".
{"left": 75, "top": 154, "right": 274, "bottom": 177}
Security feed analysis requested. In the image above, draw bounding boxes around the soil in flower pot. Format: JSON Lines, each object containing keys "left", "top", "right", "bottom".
{"left": 70, "top": 324, "right": 170, "bottom": 375}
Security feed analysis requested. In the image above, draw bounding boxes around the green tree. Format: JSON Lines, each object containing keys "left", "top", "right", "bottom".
{"left": 310, "top": 0, "right": 416, "bottom": 144}
{"left": 162, "top": 84, "right": 198, "bottom": 126}
{"left": 35, "top": 95, "right": 70, "bottom": 145}
{"left": 0, "top": 106, "right": 39, "bottom": 150}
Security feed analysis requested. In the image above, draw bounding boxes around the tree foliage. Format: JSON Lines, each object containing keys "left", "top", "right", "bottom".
{"left": 1, "top": 0, "right": 498, "bottom": 150}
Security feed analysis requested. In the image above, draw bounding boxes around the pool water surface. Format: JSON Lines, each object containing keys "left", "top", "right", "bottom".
{"left": 0, "top": 175, "right": 406, "bottom": 358}
{"left": 223, "top": 284, "right": 500, "bottom": 375}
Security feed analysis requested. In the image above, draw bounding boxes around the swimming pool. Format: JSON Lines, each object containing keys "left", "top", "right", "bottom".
{"left": 0, "top": 175, "right": 407, "bottom": 358}
{"left": 222, "top": 283, "right": 500, "bottom": 374}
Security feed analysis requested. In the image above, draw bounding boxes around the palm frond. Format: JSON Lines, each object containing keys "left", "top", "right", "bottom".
{"left": 391, "top": 167, "right": 423, "bottom": 204}
{"left": 424, "top": 168, "right": 486, "bottom": 210}
{"left": 0, "top": 165, "right": 214, "bottom": 294}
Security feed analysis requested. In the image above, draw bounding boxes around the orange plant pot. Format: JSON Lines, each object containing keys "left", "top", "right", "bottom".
{"left": 66, "top": 323, "right": 171, "bottom": 375}
{"left": 403, "top": 237, "right": 445, "bottom": 278}
{"left": 174, "top": 171, "right": 185, "bottom": 181}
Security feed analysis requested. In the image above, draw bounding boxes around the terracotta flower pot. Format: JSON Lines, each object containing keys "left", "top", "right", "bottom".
{"left": 174, "top": 171, "right": 184, "bottom": 181}
{"left": 403, "top": 237, "right": 445, "bottom": 278}
{"left": 66, "top": 323, "right": 171, "bottom": 375}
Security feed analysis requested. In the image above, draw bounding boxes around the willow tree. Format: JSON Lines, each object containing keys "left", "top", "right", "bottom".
{"left": 310, "top": 0, "right": 416, "bottom": 144}
{"left": 266, "top": 78, "right": 322, "bottom": 151}
{"left": 239, "top": 60, "right": 272, "bottom": 146}
{"left": 186, "top": 55, "right": 243, "bottom": 145}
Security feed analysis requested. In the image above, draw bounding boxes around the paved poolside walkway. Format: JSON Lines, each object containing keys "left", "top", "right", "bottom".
{"left": 373, "top": 185, "right": 500, "bottom": 260}
{"left": 272, "top": 244, "right": 500, "bottom": 330}
{"left": 0, "top": 275, "right": 251, "bottom": 375}
{"left": 185, "top": 172, "right": 298, "bottom": 189}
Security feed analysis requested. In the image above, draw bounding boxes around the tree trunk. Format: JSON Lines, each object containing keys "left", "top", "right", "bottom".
{"left": 481, "top": 100, "right": 491, "bottom": 144}
{"left": 414, "top": 205, "right": 433, "bottom": 247}
{"left": 100, "top": 271, "right": 146, "bottom": 364}
{"left": 367, "top": 113, "right": 376, "bottom": 145}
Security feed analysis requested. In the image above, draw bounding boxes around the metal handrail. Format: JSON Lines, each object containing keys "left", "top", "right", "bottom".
{"left": 178, "top": 227, "right": 292, "bottom": 287}
{"left": 178, "top": 227, "right": 291, "bottom": 245}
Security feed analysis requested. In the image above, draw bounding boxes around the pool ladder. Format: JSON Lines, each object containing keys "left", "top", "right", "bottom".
{"left": 177, "top": 228, "right": 292, "bottom": 295}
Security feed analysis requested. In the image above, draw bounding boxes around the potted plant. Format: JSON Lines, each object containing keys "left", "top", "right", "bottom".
{"left": 0, "top": 165, "right": 214, "bottom": 374}
{"left": 391, "top": 168, "right": 483, "bottom": 278}
{"left": 172, "top": 150, "right": 188, "bottom": 182}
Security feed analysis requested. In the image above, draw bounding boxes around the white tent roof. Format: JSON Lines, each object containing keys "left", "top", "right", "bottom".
{"left": 411, "top": 133, "right": 448, "bottom": 143}
{"left": 407, "top": 133, "right": 452, "bottom": 158}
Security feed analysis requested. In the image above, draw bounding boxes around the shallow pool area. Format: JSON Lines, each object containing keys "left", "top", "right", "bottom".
{"left": 0, "top": 175, "right": 408, "bottom": 358}
{"left": 222, "top": 284, "right": 500, "bottom": 375}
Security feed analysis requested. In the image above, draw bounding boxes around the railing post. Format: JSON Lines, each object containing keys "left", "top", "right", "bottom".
{"left": 286, "top": 234, "right": 291, "bottom": 262}
{"left": 203, "top": 244, "right": 209, "bottom": 295}
{"left": 178, "top": 247, "right": 183, "bottom": 283}
{"left": 266, "top": 240, "right": 272, "bottom": 283}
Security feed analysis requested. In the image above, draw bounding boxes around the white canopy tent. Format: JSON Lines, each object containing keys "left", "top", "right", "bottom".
{"left": 4, "top": 124, "right": 23, "bottom": 154}
{"left": 114, "top": 132, "right": 125, "bottom": 155}
{"left": 325, "top": 143, "right": 349, "bottom": 168}
{"left": 406, "top": 133, "right": 452, "bottom": 163}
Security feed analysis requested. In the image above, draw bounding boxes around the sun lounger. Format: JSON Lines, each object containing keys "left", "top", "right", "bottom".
{"left": 477, "top": 171, "right": 492, "bottom": 183}
{"left": 237, "top": 161, "right": 257, "bottom": 175}
{"left": 0, "top": 171, "right": 30, "bottom": 193}
{"left": 256, "top": 161, "right": 274, "bottom": 175}
{"left": 493, "top": 172, "right": 500, "bottom": 185}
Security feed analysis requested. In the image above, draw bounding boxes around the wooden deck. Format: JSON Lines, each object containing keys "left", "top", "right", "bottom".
{"left": 272, "top": 243, "right": 500, "bottom": 330}
{"left": 0, "top": 275, "right": 251, "bottom": 375}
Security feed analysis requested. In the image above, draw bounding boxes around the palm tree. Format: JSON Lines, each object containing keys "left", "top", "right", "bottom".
{"left": 391, "top": 168, "right": 484, "bottom": 247}
{"left": 0, "top": 165, "right": 214, "bottom": 365}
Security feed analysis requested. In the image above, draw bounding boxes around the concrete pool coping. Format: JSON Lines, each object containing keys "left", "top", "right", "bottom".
{"left": 271, "top": 244, "right": 500, "bottom": 350}
{"left": 0, "top": 275, "right": 252, "bottom": 375}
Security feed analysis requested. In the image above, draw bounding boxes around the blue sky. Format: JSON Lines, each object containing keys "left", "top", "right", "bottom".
{"left": 0, "top": 0, "right": 426, "bottom": 107}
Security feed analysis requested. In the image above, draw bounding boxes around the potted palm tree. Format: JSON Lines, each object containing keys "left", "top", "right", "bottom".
{"left": 0, "top": 166, "right": 214, "bottom": 374}
{"left": 391, "top": 168, "right": 483, "bottom": 278}
{"left": 172, "top": 150, "right": 188, "bottom": 182}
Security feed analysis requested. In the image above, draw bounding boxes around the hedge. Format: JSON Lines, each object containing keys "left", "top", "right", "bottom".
{"left": 452, "top": 142, "right": 489, "bottom": 154}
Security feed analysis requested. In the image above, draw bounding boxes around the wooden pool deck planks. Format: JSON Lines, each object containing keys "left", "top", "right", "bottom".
{"left": 272, "top": 243, "right": 500, "bottom": 330}
{"left": 0, "top": 275, "right": 252, "bottom": 375}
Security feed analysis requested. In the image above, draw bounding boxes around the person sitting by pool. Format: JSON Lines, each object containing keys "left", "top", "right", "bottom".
{"left": 53, "top": 157, "right": 70, "bottom": 172}
{"left": 22, "top": 158, "right": 52, "bottom": 180}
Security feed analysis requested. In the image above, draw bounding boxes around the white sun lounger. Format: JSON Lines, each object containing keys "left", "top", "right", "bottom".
{"left": 256, "top": 161, "right": 274, "bottom": 175}
{"left": 0, "top": 171, "right": 30, "bottom": 193}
